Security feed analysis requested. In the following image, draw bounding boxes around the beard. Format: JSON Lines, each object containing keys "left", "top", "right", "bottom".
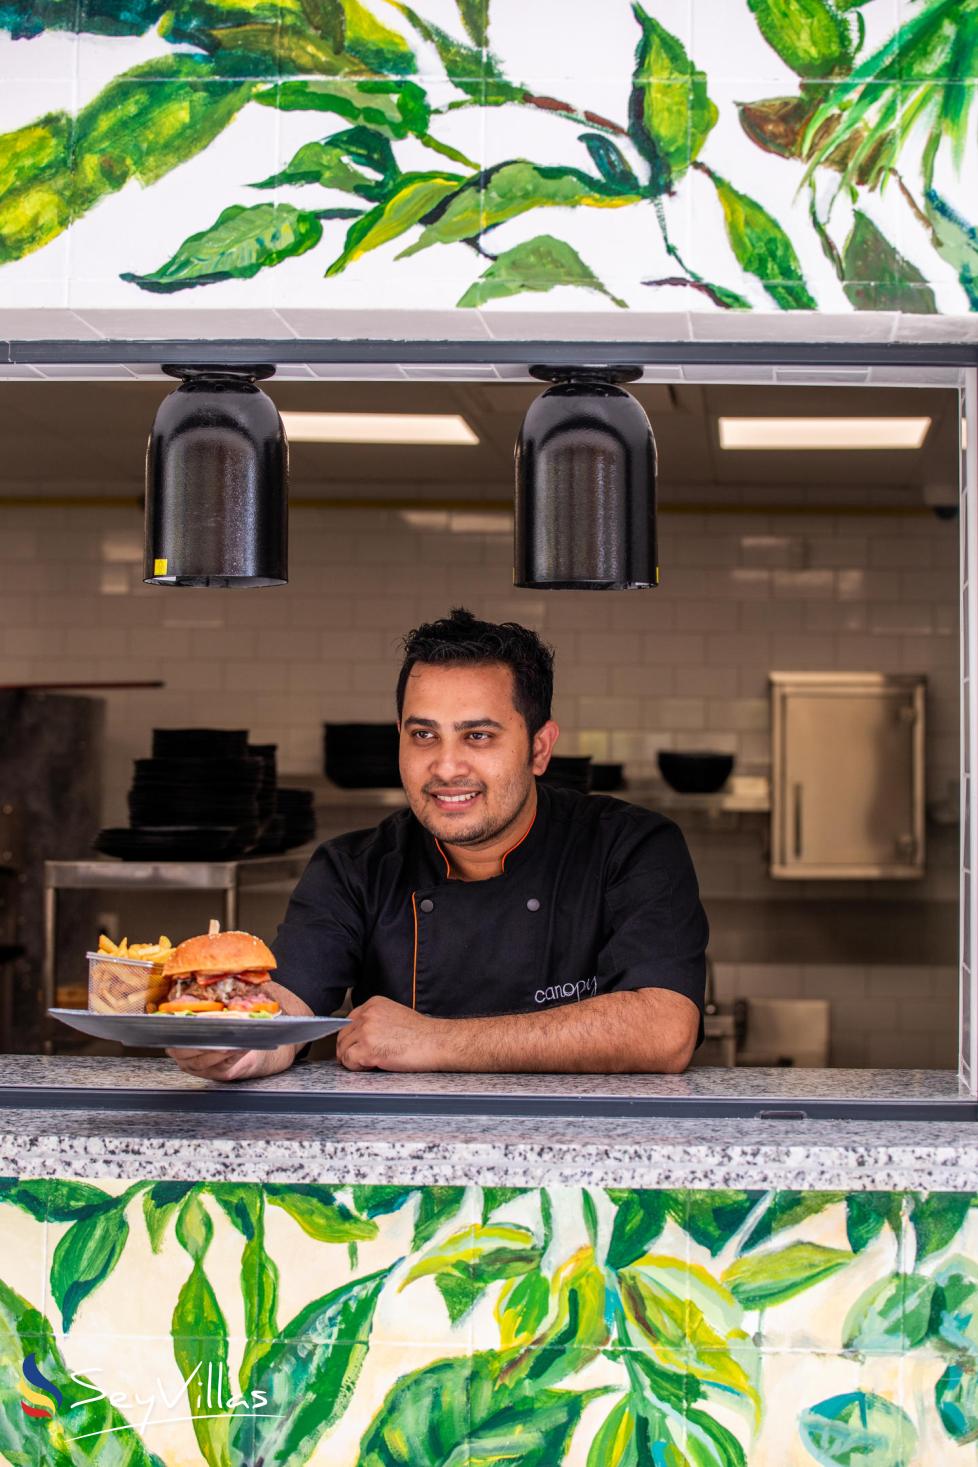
{"left": 413, "top": 765, "right": 535, "bottom": 848}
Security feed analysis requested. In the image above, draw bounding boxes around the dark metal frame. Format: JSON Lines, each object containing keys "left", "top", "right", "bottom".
{"left": 0, "top": 1083, "right": 972, "bottom": 1120}
{"left": 3, "top": 339, "right": 978, "bottom": 367}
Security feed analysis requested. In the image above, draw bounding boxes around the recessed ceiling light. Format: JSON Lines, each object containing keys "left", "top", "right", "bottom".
{"left": 279, "top": 411, "right": 479, "bottom": 445}
{"left": 718, "top": 417, "right": 932, "bottom": 450}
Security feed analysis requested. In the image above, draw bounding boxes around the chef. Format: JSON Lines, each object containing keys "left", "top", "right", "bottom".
{"left": 167, "top": 607, "right": 708, "bottom": 1081}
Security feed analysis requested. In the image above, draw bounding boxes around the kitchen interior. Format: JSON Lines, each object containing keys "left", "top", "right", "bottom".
{"left": 0, "top": 369, "right": 961, "bottom": 1072}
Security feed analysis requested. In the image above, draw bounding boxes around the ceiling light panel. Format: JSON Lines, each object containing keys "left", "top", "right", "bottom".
{"left": 718, "top": 417, "right": 932, "bottom": 450}
{"left": 280, "top": 411, "right": 479, "bottom": 445}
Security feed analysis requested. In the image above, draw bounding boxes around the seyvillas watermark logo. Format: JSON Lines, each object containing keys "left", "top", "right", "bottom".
{"left": 19, "top": 1357, "right": 280, "bottom": 1443}
{"left": 20, "top": 1354, "right": 62, "bottom": 1419}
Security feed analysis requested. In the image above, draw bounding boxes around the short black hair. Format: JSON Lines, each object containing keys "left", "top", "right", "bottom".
{"left": 396, "top": 607, "right": 554, "bottom": 736}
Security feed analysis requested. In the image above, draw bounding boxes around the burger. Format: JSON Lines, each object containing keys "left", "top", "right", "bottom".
{"left": 157, "top": 930, "right": 281, "bottom": 1015}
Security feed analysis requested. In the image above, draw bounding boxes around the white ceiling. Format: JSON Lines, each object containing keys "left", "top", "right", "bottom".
{"left": 0, "top": 377, "right": 959, "bottom": 504}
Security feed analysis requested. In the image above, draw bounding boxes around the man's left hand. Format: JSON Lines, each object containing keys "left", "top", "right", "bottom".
{"left": 336, "top": 996, "right": 449, "bottom": 1072}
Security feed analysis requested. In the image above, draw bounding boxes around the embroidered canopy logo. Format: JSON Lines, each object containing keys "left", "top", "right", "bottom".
{"left": 20, "top": 1353, "right": 62, "bottom": 1419}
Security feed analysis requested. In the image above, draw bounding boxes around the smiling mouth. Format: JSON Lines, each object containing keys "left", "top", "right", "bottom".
{"left": 429, "top": 790, "right": 482, "bottom": 809}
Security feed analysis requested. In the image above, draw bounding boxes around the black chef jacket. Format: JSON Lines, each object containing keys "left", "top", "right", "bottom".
{"left": 272, "top": 782, "right": 709, "bottom": 1046}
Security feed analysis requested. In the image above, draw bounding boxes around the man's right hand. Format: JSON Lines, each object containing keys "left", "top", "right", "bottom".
{"left": 164, "top": 979, "right": 312, "bottom": 1081}
{"left": 165, "top": 1042, "right": 299, "bottom": 1082}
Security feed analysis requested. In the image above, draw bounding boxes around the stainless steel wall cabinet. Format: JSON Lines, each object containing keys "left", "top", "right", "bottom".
{"left": 770, "top": 672, "right": 926, "bottom": 880}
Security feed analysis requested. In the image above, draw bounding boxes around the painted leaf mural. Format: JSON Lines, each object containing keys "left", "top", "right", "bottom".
{"left": 1, "top": 1180, "right": 978, "bottom": 1462}
{"left": 0, "top": 0, "right": 974, "bottom": 311}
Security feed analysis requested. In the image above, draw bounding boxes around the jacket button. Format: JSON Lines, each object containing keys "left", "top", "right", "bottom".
{"left": 419, "top": 898, "right": 434, "bottom": 913}
{"left": 527, "top": 898, "right": 540, "bottom": 912}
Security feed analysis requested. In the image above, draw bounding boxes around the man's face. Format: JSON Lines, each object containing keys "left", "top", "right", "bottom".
{"left": 399, "top": 661, "right": 557, "bottom": 847}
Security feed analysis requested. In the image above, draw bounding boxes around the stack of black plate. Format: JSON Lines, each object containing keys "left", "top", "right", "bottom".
{"left": 539, "top": 756, "right": 594, "bottom": 793}
{"left": 94, "top": 728, "right": 264, "bottom": 861}
{"left": 324, "top": 723, "right": 400, "bottom": 788}
{"left": 248, "top": 743, "right": 278, "bottom": 826}
{"left": 276, "top": 788, "right": 316, "bottom": 849}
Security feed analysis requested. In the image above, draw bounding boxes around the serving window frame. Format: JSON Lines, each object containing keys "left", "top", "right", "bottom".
{"left": 2, "top": 336, "right": 974, "bottom": 1109}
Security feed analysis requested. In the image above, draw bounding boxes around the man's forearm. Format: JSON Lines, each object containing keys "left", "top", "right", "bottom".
{"left": 430, "top": 989, "right": 697, "bottom": 1074}
{"left": 265, "top": 980, "right": 314, "bottom": 1018}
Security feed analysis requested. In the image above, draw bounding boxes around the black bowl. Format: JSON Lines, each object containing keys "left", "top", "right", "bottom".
{"left": 657, "top": 751, "right": 734, "bottom": 794}
{"left": 590, "top": 762, "right": 624, "bottom": 791}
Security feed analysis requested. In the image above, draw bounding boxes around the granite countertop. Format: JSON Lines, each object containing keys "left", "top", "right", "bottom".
{"left": 0, "top": 1055, "right": 974, "bottom": 1190}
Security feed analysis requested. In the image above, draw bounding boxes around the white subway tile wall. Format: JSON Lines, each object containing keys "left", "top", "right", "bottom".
{"left": 1, "top": 493, "right": 957, "bottom": 1069}
{"left": 712, "top": 965, "right": 959, "bottom": 1069}
{"left": 0, "top": 499, "right": 959, "bottom": 838}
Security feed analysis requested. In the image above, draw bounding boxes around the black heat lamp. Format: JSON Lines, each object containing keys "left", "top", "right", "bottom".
{"left": 515, "top": 364, "right": 658, "bottom": 590}
{"left": 144, "top": 364, "right": 288, "bottom": 587}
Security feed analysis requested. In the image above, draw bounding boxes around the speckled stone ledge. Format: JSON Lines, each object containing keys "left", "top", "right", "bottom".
{"left": 0, "top": 1055, "right": 972, "bottom": 1191}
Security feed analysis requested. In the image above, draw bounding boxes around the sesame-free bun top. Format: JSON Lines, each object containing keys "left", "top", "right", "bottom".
{"left": 163, "top": 930, "right": 277, "bottom": 978}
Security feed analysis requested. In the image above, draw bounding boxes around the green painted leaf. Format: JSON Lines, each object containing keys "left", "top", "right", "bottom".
{"left": 390, "top": 0, "right": 521, "bottom": 113}
{"left": 929, "top": 1254, "right": 978, "bottom": 1353}
{"left": 162, "top": 0, "right": 417, "bottom": 78}
{"left": 482, "top": 1186, "right": 528, "bottom": 1222}
{"left": 326, "top": 170, "right": 465, "bottom": 274}
{"left": 0, "top": 1177, "right": 116, "bottom": 1223}
{"left": 172, "top": 1258, "right": 230, "bottom": 1467}
{"left": 401, "top": 1222, "right": 542, "bottom": 1317}
{"left": 400, "top": 160, "right": 642, "bottom": 258}
{"left": 455, "top": 0, "right": 486, "bottom": 48}
{"left": 540, "top": 1188, "right": 554, "bottom": 1252}
{"left": 841, "top": 210, "right": 937, "bottom": 313}
{"left": 586, "top": 1399, "right": 650, "bottom": 1467}
{"left": 411, "top": 1184, "right": 467, "bottom": 1249}
{"left": 723, "top": 1242, "right": 852, "bottom": 1309}
{"left": 707, "top": 168, "right": 818, "bottom": 310}
{"left": 143, "top": 1181, "right": 196, "bottom": 1252}
{"left": 258, "top": 78, "right": 432, "bottom": 139}
{"left": 799, "top": 1390, "right": 917, "bottom": 1467}
{"left": 685, "top": 1406, "right": 749, "bottom": 1467}
{"left": 175, "top": 1189, "right": 214, "bottom": 1262}
{"left": 607, "top": 1189, "right": 667, "bottom": 1270}
{"left": 0, "top": 110, "right": 70, "bottom": 201}
{"left": 121, "top": 202, "right": 323, "bottom": 291}
{"left": 359, "top": 1350, "right": 601, "bottom": 1467}
{"left": 0, "top": 0, "right": 165, "bottom": 37}
{"left": 496, "top": 1265, "right": 551, "bottom": 1348}
{"left": 842, "top": 1271, "right": 934, "bottom": 1351}
{"left": 845, "top": 1192, "right": 903, "bottom": 1253}
{"left": 0, "top": 52, "right": 253, "bottom": 265}
{"left": 458, "top": 233, "right": 627, "bottom": 308}
{"left": 936, "top": 1362, "right": 978, "bottom": 1444}
{"left": 72, "top": 53, "right": 255, "bottom": 194}
{"left": 501, "top": 1247, "right": 610, "bottom": 1388}
{"left": 924, "top": 188, "right": 978, "bottom": 310}
{"left": 236, "top": 1191, "right": 280, "bottom": 1392}
{"left": 50, "top": 1202, "right": 130, "bottom": 1332}
{"left": 252, "top": 124, "right": 397, "bottom": 198}
{"left": 579, "top": 132, "right": 642, "bottom": 191}
{"left": 679, "top": 1191, "right": 764, "bottom": 1256}
{"left": 0, "top": 1274, "right": 165, "bottom": 1466}
{"left": 264, "top": 1182, "right": 377, "bottom": 1242}
{"left": 620, "top": 1256, "right": 758, "bottom": 1421}
{"left": 352, "top": 1184, "right": 417, "bottom": 1218}
{"left": 230, "top": 1265, "right": 391, "bottom": 1462}
{"left": 742, "top": 1191, "right": 845, "bottom": 1252}
{"left": 629, "top": 3, "right": 717, "bottom": 193}
{"left": 582, "top": 1188, "right": 600, "bottom": 1247}
{"left": 910, "top": 1192, "right": 971, "bottom": 1260}
{"left": 747, "top": 0, "right": 853, "bottom": 78}
{"left": 207, "top": 1182, "right": 260, "bottom": 1239}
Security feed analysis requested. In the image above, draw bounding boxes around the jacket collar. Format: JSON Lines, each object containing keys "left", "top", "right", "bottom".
{"left": 419, "top": 780, "right": 549, "bottom": 883}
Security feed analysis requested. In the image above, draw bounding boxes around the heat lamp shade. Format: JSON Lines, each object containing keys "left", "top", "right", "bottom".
{"left": 144, "top": 367, "right": 288, "bottom": 588}
{"left": 514, "top": 377, "right": 658, "bottom": 590}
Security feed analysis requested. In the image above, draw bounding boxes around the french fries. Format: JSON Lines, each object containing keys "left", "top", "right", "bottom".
{"left": 89, "top": 935, "right": 173, "bottom": 1014}
{"left": 97, "top": 933, "right": 172, "bottom": 962}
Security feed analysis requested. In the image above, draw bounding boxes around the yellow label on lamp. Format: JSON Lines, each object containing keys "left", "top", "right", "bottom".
{"left": 153, "top": 558, "right": 168, "bottom": 576}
